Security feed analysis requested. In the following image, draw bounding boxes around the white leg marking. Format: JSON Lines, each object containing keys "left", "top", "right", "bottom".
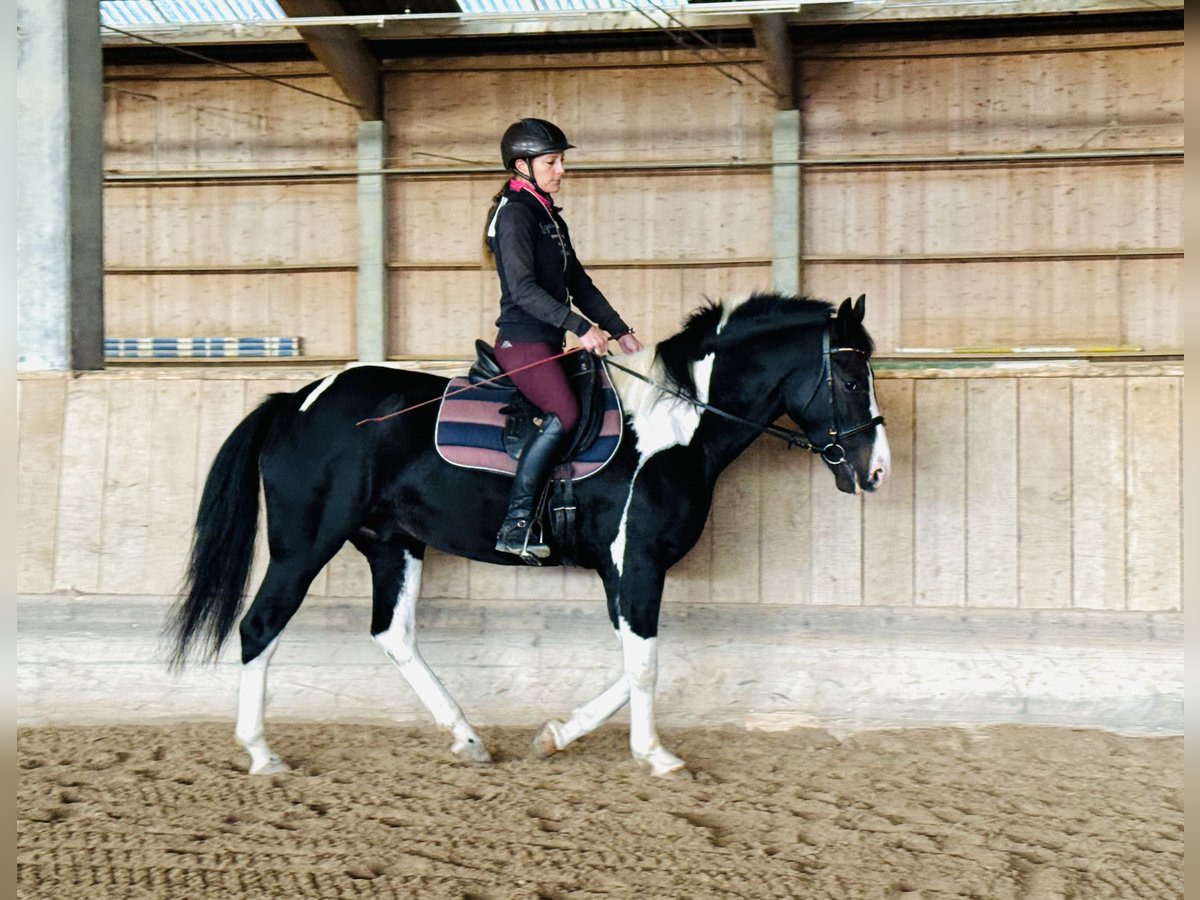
{"left": 299, "top": 373, "right": 339, "bottom": 413}
{"left": 236, "top": 638, "right": 291, "bottom": 775}
{"left": 543, "top": 677, "right": 632, "bottom": 752}
{"left": 609, "top": 458, "right": 648, "bottom": 578}
{"left": 620, "top": 618, "right": 685, "bottom": 776}
{"left": 373, "top": 552, "right": 491, "bottom": 763}
{"left": 866, "top": 366, "right": 891, "bottom": 487}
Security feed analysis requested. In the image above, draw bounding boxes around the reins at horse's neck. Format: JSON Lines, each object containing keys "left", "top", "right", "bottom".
{"left": 602, "top": 354, "right": 818, "bottom": 452}
{"left": 603, "top": 321, "right": 883, "bottom": 461}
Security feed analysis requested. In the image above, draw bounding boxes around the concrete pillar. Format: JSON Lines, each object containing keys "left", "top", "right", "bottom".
{"left": 17, "top": 0, "right": 105, "bottom": 371}
{"left": 357, "top": 120, "right": 388, "bottom": 362}
{"left": 771, "top": 108, "right": 802, "bottom": 296}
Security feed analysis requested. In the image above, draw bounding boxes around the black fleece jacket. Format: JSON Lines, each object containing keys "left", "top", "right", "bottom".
{"left": 488, "top": 185, "right": 630, "bottom": 345}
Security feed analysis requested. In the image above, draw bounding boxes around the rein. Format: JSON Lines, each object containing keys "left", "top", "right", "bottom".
{"left": 604, "top": 323, "right": 884, "bottom": 465}
{"left": 355, "top": 346, "right": 583, "bottom": 427}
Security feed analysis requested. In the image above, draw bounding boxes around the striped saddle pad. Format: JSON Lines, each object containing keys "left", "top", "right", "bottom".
{"left": 434, "top": 361, "right": 624, "bottom": 481}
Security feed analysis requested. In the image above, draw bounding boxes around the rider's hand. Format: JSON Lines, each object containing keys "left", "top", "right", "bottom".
{"left": 579, "top": 326, "right": 609, "bottom": 355}
{"left": 615, "top": 332, "right": 643, "bottom": 354}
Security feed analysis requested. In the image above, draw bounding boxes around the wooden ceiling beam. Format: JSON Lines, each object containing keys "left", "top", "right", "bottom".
{"left": 750, "top": 13, "right": 794, "bottom": 111}
{"left": 278, "top": 0, "right": 381, "bottom": 120}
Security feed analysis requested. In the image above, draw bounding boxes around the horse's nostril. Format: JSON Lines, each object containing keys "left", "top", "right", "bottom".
{"left": 870, "top": 468, "right": 885, "bottom": 486}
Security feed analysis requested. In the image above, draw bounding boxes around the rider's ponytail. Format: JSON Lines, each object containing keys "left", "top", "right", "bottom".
{"left": 481, "top": 180, "right": 508, "bottom": 267}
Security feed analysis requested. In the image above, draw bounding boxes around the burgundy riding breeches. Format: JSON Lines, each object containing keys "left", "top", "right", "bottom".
{"left": 493, "top": 340, "right": 580, "bottom": 433}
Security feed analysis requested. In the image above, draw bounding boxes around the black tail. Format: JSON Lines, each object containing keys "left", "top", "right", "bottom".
{"left": 166, "top": 392, "right": 295, "bottom": 669}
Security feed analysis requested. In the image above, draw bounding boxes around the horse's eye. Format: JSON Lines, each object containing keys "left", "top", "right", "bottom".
{"left": 843, "top": 379, "right": 859, "bottom": 392}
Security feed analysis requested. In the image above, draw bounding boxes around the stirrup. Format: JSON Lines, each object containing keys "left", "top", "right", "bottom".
{"left": 495, "top": 518, "right": 550, "bottom": 564}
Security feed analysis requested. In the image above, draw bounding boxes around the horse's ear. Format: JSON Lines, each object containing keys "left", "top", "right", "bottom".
{"left": 837, "top": 297, "right": 854, "bottom": 322}
{"left": 853, "top": 294, "right": 866, "bottom": 323}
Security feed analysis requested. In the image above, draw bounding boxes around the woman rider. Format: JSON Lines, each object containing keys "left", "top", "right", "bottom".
{"left": 485, "top": 117, "right": 643, "bottom": 559}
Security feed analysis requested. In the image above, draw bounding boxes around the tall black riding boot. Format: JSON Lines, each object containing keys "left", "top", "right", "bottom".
{"left": 495, "top": 414, "right": 567, "bottom": 560}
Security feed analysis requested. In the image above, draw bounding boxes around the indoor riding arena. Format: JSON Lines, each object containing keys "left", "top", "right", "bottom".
{"left": 17, "top": 2, "right": 1182, "bottom": 898}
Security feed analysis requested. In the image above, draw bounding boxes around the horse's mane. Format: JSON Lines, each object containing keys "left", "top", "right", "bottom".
{"left": 656, "top": 292, "right": 861, "bottom": 400}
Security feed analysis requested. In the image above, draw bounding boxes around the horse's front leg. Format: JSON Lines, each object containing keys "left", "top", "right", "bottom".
{"left": 620, "top": 618, "right": 686, "bottom": 776}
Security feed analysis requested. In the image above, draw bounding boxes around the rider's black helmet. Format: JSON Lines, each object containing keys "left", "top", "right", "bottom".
{"left": 500, "top": 118, "right": 575, "bottom": 171}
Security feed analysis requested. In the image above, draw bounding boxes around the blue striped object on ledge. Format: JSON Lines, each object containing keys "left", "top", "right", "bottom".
{"left": 105, "top": 337, "right": 302, "bottom": 358}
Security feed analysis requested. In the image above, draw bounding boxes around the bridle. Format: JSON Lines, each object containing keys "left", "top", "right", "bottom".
{"left": 604, "top": 320, "right": 885, "bottom": 466}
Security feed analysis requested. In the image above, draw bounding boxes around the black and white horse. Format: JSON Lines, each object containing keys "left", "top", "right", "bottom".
{"left": 168, "top": 292, "right": 890, "bottom": 776}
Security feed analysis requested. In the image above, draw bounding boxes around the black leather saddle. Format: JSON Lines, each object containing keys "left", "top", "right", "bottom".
{"left": 469, "top": 339, "right": 607, "bottom": 463}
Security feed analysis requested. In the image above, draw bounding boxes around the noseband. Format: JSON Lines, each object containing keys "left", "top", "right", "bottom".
{"left": 604, "top": 320, "right": 885, "bottom": 464}
{"left": 795, "top": 325, "right": 887, "bottom": 465}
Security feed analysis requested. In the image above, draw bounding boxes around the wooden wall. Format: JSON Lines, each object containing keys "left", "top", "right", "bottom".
{"left": 17, "top": 363, "right": 1182, "bottom": 612}
{"left": 102, "top": 30, "right": 1182, "bottom": 357}
{"left": 66, "top": 24, "right": 1182, "bottom": 616}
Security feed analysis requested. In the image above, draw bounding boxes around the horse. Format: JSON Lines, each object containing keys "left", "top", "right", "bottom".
{"left": 167, "top": 292, "right": 890, "bottom": 777}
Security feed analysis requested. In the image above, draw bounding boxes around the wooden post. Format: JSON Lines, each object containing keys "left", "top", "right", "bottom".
{"left": 357, "top": 120, "right": 388, "bottom": 361}
{"left": 772, "top": 108, "right": 802, "bottom": 295}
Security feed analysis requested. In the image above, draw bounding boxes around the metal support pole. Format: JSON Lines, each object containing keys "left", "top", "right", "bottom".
{"left": 17, "top": 0, "right": 105, "bottom": 370}
{"left": 771, "top": 108, "right": 801, "bottom": 295}
{"left": 357, "top": 120, "right": 388, "bottom": 361}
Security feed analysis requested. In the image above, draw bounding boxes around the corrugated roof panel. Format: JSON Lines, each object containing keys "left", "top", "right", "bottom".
{"left": 100, "top": 0, "right": 286, "bottom": 26}
{"left": 100, "top": 0, "right": 687, "bottom": 24}
{"left": 458, "top": 0, "right": 683, "bottom": 10}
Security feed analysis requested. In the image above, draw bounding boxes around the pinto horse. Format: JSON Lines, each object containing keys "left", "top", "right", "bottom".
{"left": 168, "top": 292, "right": 890, "bottom": 776}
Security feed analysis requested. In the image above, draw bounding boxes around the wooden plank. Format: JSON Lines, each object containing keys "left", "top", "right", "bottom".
{"left": 385, "top": 60, "right": 774, "bottom": 167}
{"left": 104, "top": 183, "right": 357, "bottom": 268}
{"left": 805, "top": 163, "right": 1180, "bottom": 258}
{"left": 809, "top": 446, "right": 864, "bottom": 606}
{"left": 104, "top": 71, "right": 359, "bottom": 171}
{"left": 1071, "top": 379, "right": 1126, "bottom": 610}
{"left": 515, "top": 561, "right": 567, "bottom": 605}
{"left": 98, "top": 380, "right": 157, "bottom": 594}
{"left": 142, "top": 379, "right": 202, "bottom": 598}
{"left": 801, "top": 41, "right": 1181, "bottom": 156}
{"left": 323, "top": 544, "right": 371, "bottom": 601}
{"left": 898, "top": 260, "right": 1125, "bottom": 352}
{"left": 423, "top": 551, "right": 470, "bottom": 601}
{"left": 1124, "top": 377, "right": 1181, "bottom": 611}
{"left": 1016, "top": 379, "right": 1072, "bottom": 608}
{"left": 467, "top": 558, "right": 517, "bottom": 604}
{"left": 17, "top": 378, "right": 67, "bottom": 593}
{"left": 759, "top": 436, "right": 814, "bottom": 605}
{"left": 561, "top": 566, "right": 607, "bottom": 605}
{"left": 862, "top": 379, "right": 913, "bottom": 606}
{"left": 663, "top": 512, "right": 713, "bottom": 606}
{"left": 913, "top": 380, "right": 966, "bottom": 607}
{"left": 1119, "top": 256, "right": 1183, "bottom": 351}
{"left": 390, "top": 171, "right": 770, "bottom": 268}
{"left": 105, "top": 271, "right": 356, "bottom": 359}
{"left": 192, "top": 378, "right": 250, "bottom": 513}
{"left": 965, "top": 380, "right": 1017, "bottom": 607}
{"left": 53, "top": 380, "right": 111, "bottom": 593}
{"left": 709, "top": 441, "right": 763, "bottom": 604}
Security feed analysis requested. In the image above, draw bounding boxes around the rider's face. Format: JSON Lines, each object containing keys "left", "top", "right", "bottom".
{"left": 520, "top": 153, "right": 565, "bottom": 195}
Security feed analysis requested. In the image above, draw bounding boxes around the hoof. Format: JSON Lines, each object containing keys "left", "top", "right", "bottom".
{"left": 249, "top": 756, "right": 292, "bottom": 776}
{"left": 532, "top": 720, "right": 564, "bottom": 759}
{"left": 634, "top": 749, "right": 688, "bottom": 779}
{"left": 451, "top": 738, "right": 493, "bottom": 765}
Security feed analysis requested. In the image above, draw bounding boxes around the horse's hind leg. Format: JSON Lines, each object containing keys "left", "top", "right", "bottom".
{"left": 235, "top": 557, "right": 327, "bottom": 774}
{"left": 534, "top": 577, "right": 630, "bottom": 757}
{"left": 364, "top": 539, "right": 492, "bottom": 764}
